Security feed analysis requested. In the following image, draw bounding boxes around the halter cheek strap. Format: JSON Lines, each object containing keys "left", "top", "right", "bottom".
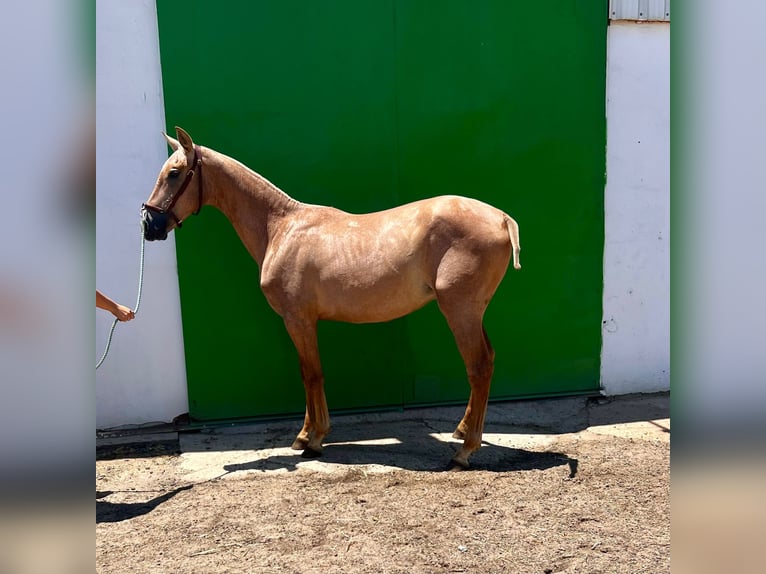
{"left": 142, "top": 145, "right": 203, "bottom": 227}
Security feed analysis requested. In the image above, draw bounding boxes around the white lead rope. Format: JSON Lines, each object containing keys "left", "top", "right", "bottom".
{"left": 96, "top": 224, "right": 146, "bottom": 369}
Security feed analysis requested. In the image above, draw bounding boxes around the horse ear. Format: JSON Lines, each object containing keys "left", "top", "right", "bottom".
{"left": 175, "top": 126, "right": 195, "bottom": 154}
{"left": 163, "top": 132, "right": 180, "bottom": 152}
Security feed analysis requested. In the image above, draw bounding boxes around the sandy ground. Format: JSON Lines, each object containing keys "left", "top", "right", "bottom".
{"left": 97, "top": 394, "right": 669, "bottom": 574}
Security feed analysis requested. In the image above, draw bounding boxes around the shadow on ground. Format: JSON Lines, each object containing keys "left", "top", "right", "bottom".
{"left": 97, "top": 440, "right": 179, "bottom": 461}
{"left": 96, "top": 485, "right": 193, "bottom": 523}
{"left": 222, "top": 441, "right": 578, "bottom": 476}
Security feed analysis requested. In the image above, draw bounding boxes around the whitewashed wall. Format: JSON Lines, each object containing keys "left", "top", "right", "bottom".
{"left": 600, "top": 21, "right": 670, "bottom": 395}
{"left": 96, "top": 0, "right": 188, "bottom": 428}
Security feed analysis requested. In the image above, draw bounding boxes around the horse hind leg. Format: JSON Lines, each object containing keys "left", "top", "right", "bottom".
{"left": 453, "top": 326, "right": 495, "bottom": 441}
{"left": 437, "top": 300, "right": 495, "bottom": 469}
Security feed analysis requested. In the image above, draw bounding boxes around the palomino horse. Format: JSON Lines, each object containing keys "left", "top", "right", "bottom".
{"left": 142, "top": 127, "right": 521, "bottom": 469}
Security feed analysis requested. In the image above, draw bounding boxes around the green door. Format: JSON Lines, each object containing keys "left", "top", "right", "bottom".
{"left": 157, "top": 0, "right": 606, "bottom": 421}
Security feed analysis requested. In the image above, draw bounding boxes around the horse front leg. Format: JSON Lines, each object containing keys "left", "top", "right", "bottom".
{"left": 283, "top": 317, "right": 330, "bottom": 458}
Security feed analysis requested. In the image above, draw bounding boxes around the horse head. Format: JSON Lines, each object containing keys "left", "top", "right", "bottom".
{"left": 141, "top": 126, "right": 203, "bottom": 241}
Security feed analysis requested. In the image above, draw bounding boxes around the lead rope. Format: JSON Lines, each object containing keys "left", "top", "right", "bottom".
{"left": 96, "top": 223, "right": 146, "bottom": 369}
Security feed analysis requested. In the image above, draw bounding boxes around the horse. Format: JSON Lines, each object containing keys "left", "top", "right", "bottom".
{"left": 141, "top": 127, "right": 521, "bottom": 469}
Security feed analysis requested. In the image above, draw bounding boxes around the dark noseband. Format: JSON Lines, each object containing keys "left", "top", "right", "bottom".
{"left": 142, "top": 145, "right": 203, "bottom": 228}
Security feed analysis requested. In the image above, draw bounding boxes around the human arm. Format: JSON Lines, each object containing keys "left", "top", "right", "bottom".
{"left": 96, "top": 290, "right": 135, "bottom": 321}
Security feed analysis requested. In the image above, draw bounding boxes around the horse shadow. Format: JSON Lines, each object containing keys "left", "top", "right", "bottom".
{"left": 96, "top": 484, "right": 193, "bottom": 523}
{"left": 223, "top": 446, "right": 577, "bottom": 477}
{"left": 185, "top": 393, "right": 668, "bottom": 478}
{"left": 218, "top": 418, "right": 578, "bottom": 478}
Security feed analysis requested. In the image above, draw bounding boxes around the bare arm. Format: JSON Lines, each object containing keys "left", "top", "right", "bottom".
{"left": 96, "top": 290, "right": 135, "bottom": 321}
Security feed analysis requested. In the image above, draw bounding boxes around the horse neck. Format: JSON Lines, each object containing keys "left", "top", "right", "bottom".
{"left": 201, "top": 147, "right": 299, "bottom": 266}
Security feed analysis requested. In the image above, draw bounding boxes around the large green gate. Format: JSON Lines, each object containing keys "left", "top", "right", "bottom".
{"left": 157, "top": 0, "right": 607, "bottom": 421}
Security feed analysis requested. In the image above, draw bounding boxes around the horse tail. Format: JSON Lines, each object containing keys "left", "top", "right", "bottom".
{"left": 505, "top": 215, "right": 521, "bottom": 270}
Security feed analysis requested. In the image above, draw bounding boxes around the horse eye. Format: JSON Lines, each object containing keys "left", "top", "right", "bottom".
{"left": 168, "top": 169, "right": 180, "bottom": 179}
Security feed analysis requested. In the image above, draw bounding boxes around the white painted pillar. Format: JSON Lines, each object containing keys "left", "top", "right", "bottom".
{"left": 601, "top": 21, "right": 670, "bottom": 395}
{"left": 96, "top": 0, "right": 188, "bottom": 427}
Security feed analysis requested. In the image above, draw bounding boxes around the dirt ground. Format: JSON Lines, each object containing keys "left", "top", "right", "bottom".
{"left": 96, "top": 395, "right": 669, "bottom": 574}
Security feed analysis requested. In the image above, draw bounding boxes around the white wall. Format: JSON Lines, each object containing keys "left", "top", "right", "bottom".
{"left": 601, "top": 21, "right": 670, "bottom": 395}
{"left": 96, "top": 0, "right": 188, "bottom": 428}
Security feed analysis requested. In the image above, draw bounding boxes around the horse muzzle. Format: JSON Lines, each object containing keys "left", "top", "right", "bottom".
{"left": 141, "top": 205, "right": 170, "bottom": 241}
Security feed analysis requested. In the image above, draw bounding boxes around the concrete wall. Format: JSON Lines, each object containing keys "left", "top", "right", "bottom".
{"left": 96, "top": 0, "right": 187, "bottom": 428}
{"left": 600, "top": 21, "right": 670, "bottom": 395}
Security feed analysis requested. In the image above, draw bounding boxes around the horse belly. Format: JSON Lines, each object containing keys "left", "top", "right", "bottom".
{"left": 317, "top": 266, "right": 434, "bottom": 324}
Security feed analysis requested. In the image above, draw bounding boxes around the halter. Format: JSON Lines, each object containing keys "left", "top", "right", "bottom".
{"left": 142, "top": 145, "right": 203, "bottom": 228}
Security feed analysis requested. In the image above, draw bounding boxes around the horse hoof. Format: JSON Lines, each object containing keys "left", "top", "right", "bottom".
{"left": 448, "top": 457, "right": 470, "bottom": 471}
{"left": 301, "top": 447, "right": 323, "bottom": 459}
{"left": 291, "top": 438, "right": 309, "bottom": 451}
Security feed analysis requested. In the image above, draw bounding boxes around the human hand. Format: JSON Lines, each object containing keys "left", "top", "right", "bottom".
{"left": 112, "top": 304, "right": 135, "bottom": 322}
